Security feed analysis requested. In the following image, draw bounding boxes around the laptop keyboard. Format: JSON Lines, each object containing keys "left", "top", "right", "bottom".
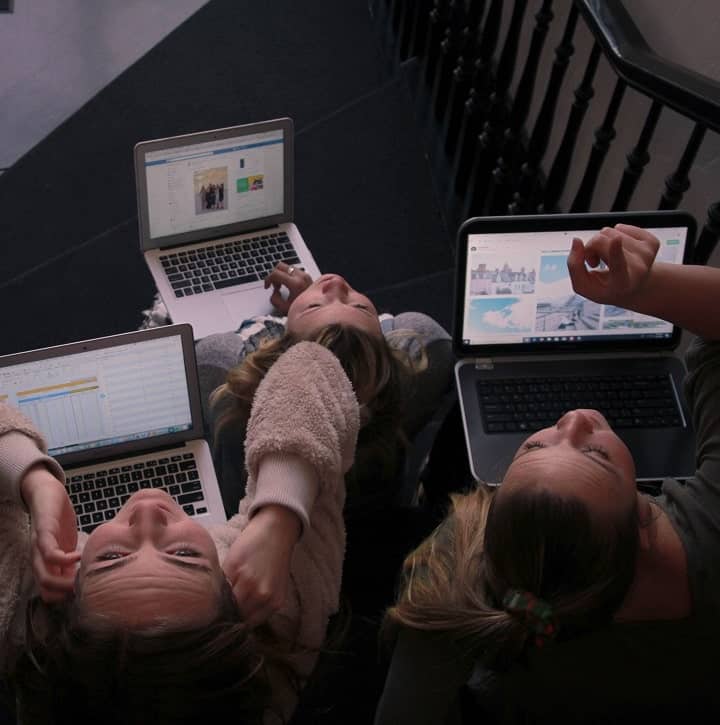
{"left": 159, "top": 231, "right": 301, "bottom": 298}
{"left": 67, "top": 452, "right": 208, "bottom": 534}
{"left": 477, "top": 373, "right": 682, "bottom": 434}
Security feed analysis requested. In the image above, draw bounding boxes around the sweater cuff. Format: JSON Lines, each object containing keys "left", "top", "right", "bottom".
{"left": 0, "top": 432, "right": 66, "bottom": 506}
{"left": 248, "top": 453, "right": 320, "bottom": 533}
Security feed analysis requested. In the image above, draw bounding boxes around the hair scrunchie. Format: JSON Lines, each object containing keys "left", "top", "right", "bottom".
{"left": 502, "top": 589, "right": 558, "bottom": 647}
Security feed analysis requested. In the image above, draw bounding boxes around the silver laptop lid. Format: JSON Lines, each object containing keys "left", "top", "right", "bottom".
{"left": 134, "top": 117, "right": 294, "bottom": 251}
{"left": 453, "top": 211, "right": 696, "bottom": 358}
{"left": 0, "top": 325, "right": 204, "bottom": 468}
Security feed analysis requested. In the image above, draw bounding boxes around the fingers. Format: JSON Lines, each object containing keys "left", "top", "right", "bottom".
{"left": 614, "top": 223, "right": 660, "bottom": 246}
{"left": 263, "top": 263, "right": 312, "bottom": 291}
{"left": 227, "top": 574, "right": 285, "bottom": 628}
{"left": 36, "top": 531, "right": 81, "bottom": 564}
{"left": 566, "top": 237, "right": 594, "bottom": 295}
{"left": 269, "top": 287, "right": 290, "bottom": 314}
{"left": 32, "top": 550, "right": 77, "bottom": 602}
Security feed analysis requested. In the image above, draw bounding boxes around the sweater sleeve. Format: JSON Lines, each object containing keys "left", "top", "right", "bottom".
{"left": 385, "top": 312, "right": 454, "bottom": 439}
{"left": 231, "top": 342, "right": 359, "bottom": 722}
{"left": 0, "top": 402, "right": 65, "bottom": 672}
{"left": 657, "top": 338, "right": 720, "bottom": 615}
{"left": 243, "top": 341, "right": 360, "bottom": 524}
{"left": 0, "top": 402, "right": 66, "bottom": 506}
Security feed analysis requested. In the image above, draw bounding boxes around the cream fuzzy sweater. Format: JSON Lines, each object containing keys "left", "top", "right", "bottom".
{"left": 0, "top": 342, "right": 359, "bottom": 723}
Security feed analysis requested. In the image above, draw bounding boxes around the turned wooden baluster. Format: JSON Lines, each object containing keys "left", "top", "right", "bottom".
{"left": 422, "top": 0, "right": 450, "bottom": 88}
{"left": 659, "top": 123, "right": 707, "bottom": 210}
{"left": 510, "top": 4, "right": 578, "bottom": 214}
{"left": 394, "top": 0, "right": 418, "bottom": 63}
{"left": 440, "top": 0, "right": 487, "bottom": 147}
{"left": 404, "top": 0, "right": 434, "bottom": 60}
{"left": 539, "top": 42, "right": 601, "bottom": 213}
{"left": 486, "top": 0, "right": 554, "bottom": 215}
{"left": 610, "top": 100, "right": 663, "bottom": 211}
{"left": 570, "top": 78, "right": 626, "bottom": 212}
{"left": 451, "top": 0, "right": 502, "bottom": 187}
{"left": 463, "top": 0, "right": 529, "bottom": 216}
{"left": 694, "top": 201, "right": 720, "bottom": 265}
{"left": 430, "top": 1, "right": 469, "bottom": 121}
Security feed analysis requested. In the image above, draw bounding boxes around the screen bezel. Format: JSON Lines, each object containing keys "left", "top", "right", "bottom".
{"left": 453, "top": 211, "right": 696, "bottom": 358}
{"left": 134, "top": 117, "right": 294, "bottom": 251}
{"left": 0, "top": 324, "right": 204, "bottom": 468}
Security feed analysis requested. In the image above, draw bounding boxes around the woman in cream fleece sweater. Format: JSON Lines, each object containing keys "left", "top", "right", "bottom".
{"left": 0, "top": 342, "right": 359, "bottom": 724}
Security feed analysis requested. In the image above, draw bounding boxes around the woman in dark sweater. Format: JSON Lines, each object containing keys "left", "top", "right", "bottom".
{"left": 377, "top": 224, "right": 720, "bottom": 724}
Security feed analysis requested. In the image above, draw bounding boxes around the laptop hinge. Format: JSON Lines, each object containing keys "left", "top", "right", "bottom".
{"left": 474, "top": 358, "right": 494, "bottom": 370}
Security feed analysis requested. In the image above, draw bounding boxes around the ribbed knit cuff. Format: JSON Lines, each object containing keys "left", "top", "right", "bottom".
{"left": 0, "top": 432, "right": 66, "bottom": 507}
{"left": 248, "top": 453, "right": 320, "bottom": 533}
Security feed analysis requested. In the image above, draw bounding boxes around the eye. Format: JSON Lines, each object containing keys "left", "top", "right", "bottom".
{"left": 582, "top": 444, "right": 610, "bottom": 460}
{"left": 523, "top": 440, "right": 546, "bottom": 451}
{"left": 352, "top": 304, "right": 370, "bottom": 310}
{"left": 169, "top": 546, "right": 201, "bottom": 557}
{"left": 305, "top": 303, "right": 322, "bottom": 309}
{"left": 97, "top": 550, "right": 129, "bottom": 561}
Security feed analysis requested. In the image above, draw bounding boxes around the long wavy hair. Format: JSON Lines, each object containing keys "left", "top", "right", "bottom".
{"left": 11, "top": 578, "right": 298, "bottom": 725}
{"left": 385, "top": 482, "right": 639, "bottom": 667}
{"left": 211, "top": 323, "right": 424, "bottom": 513}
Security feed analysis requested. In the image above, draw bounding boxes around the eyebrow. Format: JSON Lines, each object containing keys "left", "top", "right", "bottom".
{"left": 515, "top": 446, "right": 619, "bottom": 477}
{"left": 85, "top": 553, "right": 213, "bottom": 578}
{"left": 301, "top": 303, "right": 375, "bottom": 318}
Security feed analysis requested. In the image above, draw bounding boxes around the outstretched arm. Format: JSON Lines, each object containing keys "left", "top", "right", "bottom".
{"left": 222, "top": 342, "right": 359, "bottom": 625}
{"left": 567, "top": 223, "right": 720, "bottom": 340}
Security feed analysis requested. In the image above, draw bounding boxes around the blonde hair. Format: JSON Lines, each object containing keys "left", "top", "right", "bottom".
{"left": 385, "top": 481, "right": 640, "bottom": 666}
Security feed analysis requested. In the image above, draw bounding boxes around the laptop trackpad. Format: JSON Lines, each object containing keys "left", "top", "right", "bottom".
{"left": 221, "top": 288, "right": 273, "bottom": 323}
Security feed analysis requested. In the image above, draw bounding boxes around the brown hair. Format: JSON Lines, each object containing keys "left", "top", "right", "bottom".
{"left": 12, "top": 578, "right": 295, "bottom": 725}
{"left": 211, "top": 323, "right": 423, "bottom": 511}
{"left": 385, "top": 482, "right": 639, "bottom": 667}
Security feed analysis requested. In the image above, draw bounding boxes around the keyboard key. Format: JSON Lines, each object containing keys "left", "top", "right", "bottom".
{"left": 214, "top": 274, "right": 259, "bottom": 289}
{"left": 178, "top": 491, "right": 204, "bottom": 505}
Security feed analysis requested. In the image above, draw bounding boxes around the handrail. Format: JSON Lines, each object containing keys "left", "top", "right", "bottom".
{"left": 577, "top": 0, "right": 720, "bottom": 132}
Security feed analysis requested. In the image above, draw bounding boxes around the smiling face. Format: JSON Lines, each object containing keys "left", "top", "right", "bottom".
{"left": 286, "top": 274, "right": 382, "bottom": 339}
{"left": 502, "top": 409, "right": 637, "bottom": 515}
{"left": 78, "top": 489, "right": 223, "bottom": 628}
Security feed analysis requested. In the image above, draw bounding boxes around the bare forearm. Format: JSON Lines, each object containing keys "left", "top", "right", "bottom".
{"left": 628, "top": 263, "right": 720, "bottom": 340}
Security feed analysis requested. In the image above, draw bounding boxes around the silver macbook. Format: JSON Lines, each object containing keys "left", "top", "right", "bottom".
{"left": 134, "top": 118, "right": 321, "bottom": 339}
{"left": 0, "top": 325, "right": 226, "bottom": 533}
{"left": 453, "top": 211, "right": 697, "bottom": 484}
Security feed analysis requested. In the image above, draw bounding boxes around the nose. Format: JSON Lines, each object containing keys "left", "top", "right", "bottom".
{"left": 555, "top": 409, "right": 595, "bottom": 444}
{"left": 320, "top": 275, "right": 350, "bottom": 300}
{"left": 129, "top": 501, "right": 168, "bottom": 540}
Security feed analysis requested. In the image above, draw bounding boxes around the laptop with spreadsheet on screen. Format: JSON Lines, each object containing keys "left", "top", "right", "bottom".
{"left": 0, "top": 325, "right": 226, "bottom": 534}
{"left": 134, "top": 117, "right": 321, "bottom": 339}
{"left": 453, "top": 211, "right": 697, "bottom": 484}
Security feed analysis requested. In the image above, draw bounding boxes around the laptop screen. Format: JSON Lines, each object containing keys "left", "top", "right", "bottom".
{"left": 141, "top": 128, "right": 285, "bottom": 242}
{"left": 456, "top": 213, "right": 694, "bottom": 354}
{"left": 0, "top": 334, "right": 193, "bottom": 458}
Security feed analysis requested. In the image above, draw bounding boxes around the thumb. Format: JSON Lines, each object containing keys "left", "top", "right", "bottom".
{"left": 567, "top": 238, "right": 591, "bottom": 294}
